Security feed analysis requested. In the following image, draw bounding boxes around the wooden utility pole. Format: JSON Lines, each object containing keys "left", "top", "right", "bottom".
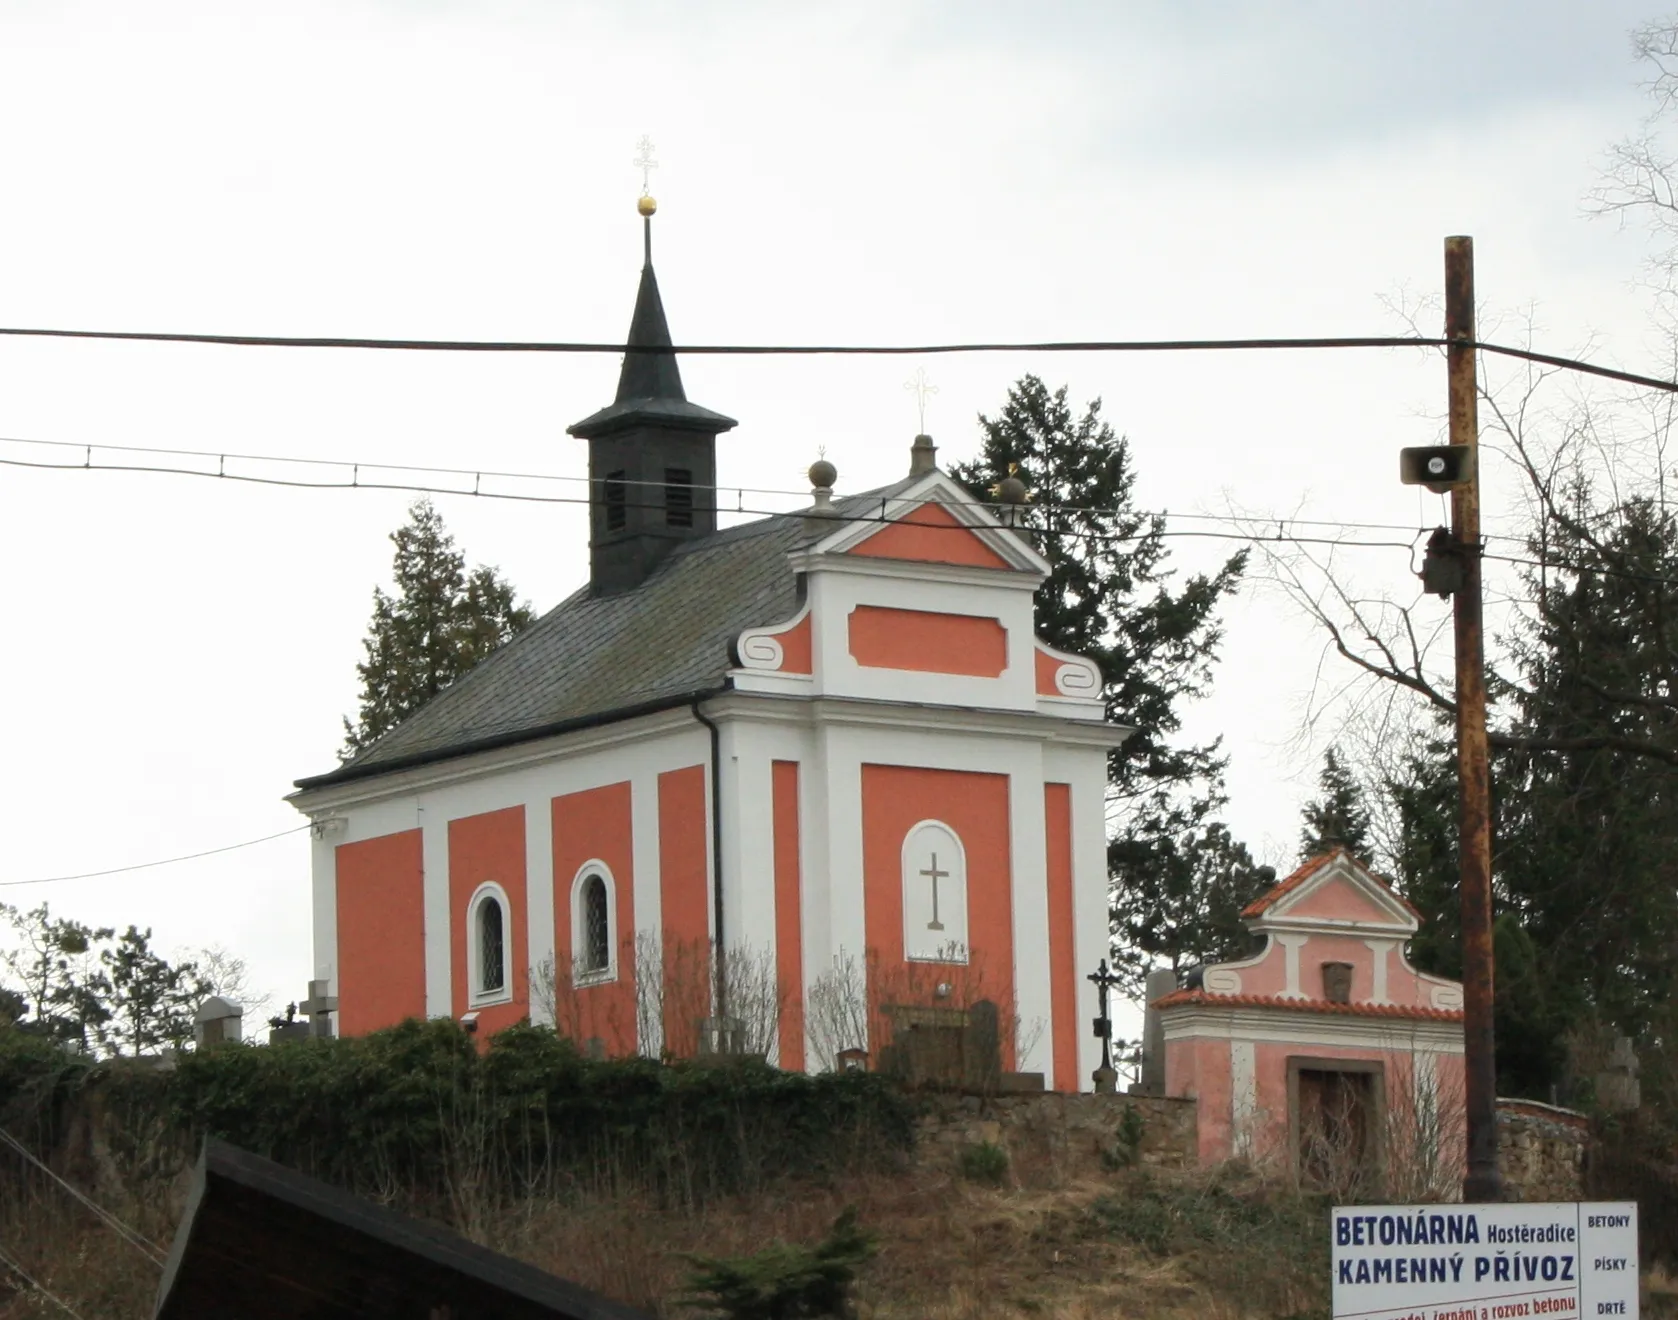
{"left": 1446, "top": 235, "right": 1501, "bottom": 1203}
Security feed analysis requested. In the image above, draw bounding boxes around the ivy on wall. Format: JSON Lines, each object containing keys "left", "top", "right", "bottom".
{"left": 0, "top": 1021, "right": 917, "bottom": 1215}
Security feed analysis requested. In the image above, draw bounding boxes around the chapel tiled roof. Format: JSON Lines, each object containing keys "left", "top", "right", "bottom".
{"left": 1151, "top": 988, "right": 1463, "bottom": 1023}
{"left": 296, "top": 483, "right": 915, "bottom": 791}
{"left": 1239, "top": 847, "right": 1421, "bottom": 921}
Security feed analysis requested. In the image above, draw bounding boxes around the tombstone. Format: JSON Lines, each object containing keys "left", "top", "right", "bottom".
{"left": 1596, "top": 1035, "right": 1641, "bottom": 1113}
{"left": 1130, "top": 967, "right": 1177, "bottom": 1096}
{"left": 300, "top": 979, "right": 338, "bottom": 1040}
{"left": 697, "top": 1016, "right": 746, "bottom": 1056}
{"left": 194, "top": 996, "right": 243, "bottom": 1048}
{"left": 268, "top": 1003, "right": 310, "bottom": 1045}
{"left": 836, "top": 1047, "right": 869, "bottom": 1073}
{"left": 963, "top": 1000, "right": 1003, "bottom": 1093}
{"left": 584, "top": 1037, "right": 606, "bottom": 1062}
{"left": 877, "top": 1003, "right": 966, "bottom": 1087}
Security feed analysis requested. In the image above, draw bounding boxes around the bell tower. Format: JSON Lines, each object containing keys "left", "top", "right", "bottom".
{"left": 567, "top": 181, "right": 736, "bottom": 596}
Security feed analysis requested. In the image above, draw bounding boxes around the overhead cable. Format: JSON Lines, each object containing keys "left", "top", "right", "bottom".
{"left": 0, "top": 324, "right": 1672, "bottom": 393}
{"left": 0, "top": 824, "right": 311, "bottom": 888}
{"left": 0, "top": 1128, "right": 166, "bottom": 1266}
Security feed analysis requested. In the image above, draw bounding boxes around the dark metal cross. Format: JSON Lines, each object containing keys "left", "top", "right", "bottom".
{"left": 1087, "top": 958, "right": 1122, "bottom": 1073}
{"left": 920, "top": 854, "right": 949, "bottom": 930}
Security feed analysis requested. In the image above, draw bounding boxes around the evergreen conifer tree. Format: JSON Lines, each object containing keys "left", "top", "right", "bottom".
{"left": 1298, "top": 746, "right": 1374, "bottom": 860}
{"left": 342, "top": 500, "right": 536, "bottom": 757}
{"left": 99, "top": 926, "right": 210, "bottom": 1056}
{"left": 950, "top": 375, "right": 1258, "bottom": 991}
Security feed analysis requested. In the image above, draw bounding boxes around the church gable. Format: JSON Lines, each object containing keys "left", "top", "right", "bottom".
{"left": 810, "top": 471, "right": 1051, "bottom": 577}
{"left": 848, "top": 501, "right": 1013, "bottom": 570}
{"left": 1244, "top": 849, "right": 1419, "bottom": 935}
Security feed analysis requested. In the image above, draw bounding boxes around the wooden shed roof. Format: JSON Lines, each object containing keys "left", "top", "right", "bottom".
{"left": 153, "top": 1140, "right": 651, "bottom": 1320}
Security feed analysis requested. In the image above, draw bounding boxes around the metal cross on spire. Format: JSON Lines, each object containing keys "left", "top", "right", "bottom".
{"left": 634, "top": 136, "right": 659, "bottom": 264}
{"left": 904, "top": 366, "right": 938, "bottom": 434}
{"left": 634, "top": 135, "right": 658, "bottom": 197}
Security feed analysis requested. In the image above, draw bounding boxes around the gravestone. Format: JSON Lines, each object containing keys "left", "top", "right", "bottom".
{"left": 1597, "top": 1035, "right": 1641, "bottom": 1112}
{"left": 268, "top": 1003, "right": 309, "bottom": 1045}
{"left": 1131, "top": 967, "right": 1177, "bottom": 1096}
{"left": 697, "top": 1016, "right": 746, "bottom": 1056}
{"left": 963, "top": 1000, "right": 1002, "bottom": 1093}
{"left": 300, "top": 980, "right": 338, "bottom": 1040}
{"left": 877, "top": 1003, "right": 967, "bottom": 1086}
{"left": 877, "top": 1000, "right": 1005, "bottom": 1092}
{"left": 194, "top": 996, "right": 243, "bottom": 1048}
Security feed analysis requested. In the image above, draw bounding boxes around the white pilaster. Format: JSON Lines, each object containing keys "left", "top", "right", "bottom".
{"left": 1277, "top": 933, "right": 1308, "bottom": 999}
{"left": 824, "top": 724, "right": 868, "bottom": 1038}
{"left": 525, "top": 796, "right": 556, "bottom": 1027}
{"left": 1062, "top": 748, "right": 1112, "bottom": 1093}
{"left": 1231, "top": 1039, "right": 1257, "bottom": 1155}
{"left": 310, "top": 824, "right": 340, "bottom": 993}
{"left": 1008, "top": 747, "right": 1053, "bottom": 1079}
{"left": 419, "top": 800, "right": 451, "bottom": 1019}
{"left": 1363, "top": 938, "right": 1395, "bottom": 1003}
{"left": 630, "top": 767, "right": 663, "bottom": 1055}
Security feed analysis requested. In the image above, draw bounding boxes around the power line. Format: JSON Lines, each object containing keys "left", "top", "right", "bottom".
{"left": 0, "top": 1244, "right": 88, "bottom": 1320}
{"left": 0, "top": 431, "right": 1531, "bottom": 536}
{"left": 0, "top": 452, "right": 1423, "bottom": 552}
{"left": 0, "top": 825, "right": 311, "bottom": 889}
{"left": 0, "top": 434, "right": 1538, "bottom": 545}
{"left": 26, "top": 439, "right": 1678, "bottom": 590}
{"left": 0, "top": 1128, "right": 166, "bottom": 1266}
{"left": 0, "top": 323, "right": 1674, "bottom": 392}
{"left": 17, "top": 431, "right": 1678, "bottom": 592}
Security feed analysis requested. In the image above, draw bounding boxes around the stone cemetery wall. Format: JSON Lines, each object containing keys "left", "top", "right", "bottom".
{"left": 915, "top": 1091, "right": 1198, "bottom": 1180}
{"left": 1497, "top": 1098, "right": 1589, "bottom": 1202}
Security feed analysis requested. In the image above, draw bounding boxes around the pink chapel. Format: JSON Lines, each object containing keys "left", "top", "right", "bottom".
{"left": 285, "top": 204, "right": 1125, "bottom": 1088}
{"left": 1151, "top": 848, "right": 1466, "bottom": 1176}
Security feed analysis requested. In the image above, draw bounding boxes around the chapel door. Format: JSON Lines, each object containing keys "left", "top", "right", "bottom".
{"left": 1296, "top": 1067, "right": 1376, "bottom": 1192}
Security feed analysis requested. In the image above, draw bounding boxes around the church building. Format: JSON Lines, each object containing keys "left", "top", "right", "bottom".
{"left": 287, "top": 200, "right": 1127, "bottom": 1089}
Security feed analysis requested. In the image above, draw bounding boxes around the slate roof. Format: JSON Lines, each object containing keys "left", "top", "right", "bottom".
{"left": 297, "top": 483, "right": 915, "bottom": 791}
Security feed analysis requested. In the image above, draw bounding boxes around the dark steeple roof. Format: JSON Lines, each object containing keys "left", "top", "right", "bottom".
{"left": 567, "top": 260, "right": 737, "bottom": 439}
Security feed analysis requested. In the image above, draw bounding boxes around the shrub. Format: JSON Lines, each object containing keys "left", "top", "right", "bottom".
{"left": 680, "top": 1207, "right": 877, "bottom": 1320}
{"left": 1101, "top": 1103, "right": 1147, "bottom": 1170}
{"left": 0, "top": 1018, "right": 920, "bottom": 1224}
{"left": 958, "top": 1140, "right": 1009, "bottom": 1185}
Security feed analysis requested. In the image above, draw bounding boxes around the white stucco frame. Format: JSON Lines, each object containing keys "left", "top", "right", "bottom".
{"left": 569, "top": 859, "right": 620, "bottom": 986}
{"left": 466, "top": 880, "right": 514, "bottom": 1008}
{"left": 901, "top": 818, "right": 970, "bottom": 963}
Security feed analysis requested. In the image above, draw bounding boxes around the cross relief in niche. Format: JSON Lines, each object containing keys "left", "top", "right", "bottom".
{"left": 902, "top": 820, "right": 969, "bottom": 962}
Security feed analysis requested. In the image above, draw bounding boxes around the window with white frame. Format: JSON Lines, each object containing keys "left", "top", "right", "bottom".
{"left": 468, "top": 884, "right": 513, "bottom": 1004}
{"left": 901, "top": 820, "right": 969, "bottom": 962}
{"left": 571, "top": 863, "right": 617, "bottom": 983}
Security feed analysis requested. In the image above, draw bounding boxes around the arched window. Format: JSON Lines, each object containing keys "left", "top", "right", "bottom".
{"left": 901, "top": 821, "right": 969, "bottom": 963}
{"left": 467, "top": 884, "right": 513, "bottom": 1004}
{"left": 582, "top": 874, "right": 610, "bottom": 973}
{"left": 570, "top": 863, "right": 618, "bottom": 984}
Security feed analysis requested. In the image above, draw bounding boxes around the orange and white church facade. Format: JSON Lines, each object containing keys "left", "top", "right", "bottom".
{"left": 287, "top": 221, "right": 1127, "bottom": 1088}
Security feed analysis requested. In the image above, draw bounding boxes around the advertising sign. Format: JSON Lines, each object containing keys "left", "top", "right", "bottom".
{"left": 1331, "top": 1202, "right": 1638, "bottom": 1320}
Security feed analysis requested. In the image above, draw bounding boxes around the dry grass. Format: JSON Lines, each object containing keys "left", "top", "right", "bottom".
{"left": 487, "top": 1163, "right": 1330, "bottom": 1320}
{"left": 0, "top": 1153, "right": 1328, "bottom": 1319}
{"left": 18, "top": 1152, "right": 1678, "bottom": 1320}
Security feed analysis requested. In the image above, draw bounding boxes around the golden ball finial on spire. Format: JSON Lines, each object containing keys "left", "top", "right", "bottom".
{"left": 637, "top": 194, "right": 658, "bottom": 218}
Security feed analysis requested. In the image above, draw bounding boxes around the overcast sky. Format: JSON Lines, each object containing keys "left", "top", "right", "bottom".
{"left": 0, "top": 1, "right": 1667, "bottom": 1017}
